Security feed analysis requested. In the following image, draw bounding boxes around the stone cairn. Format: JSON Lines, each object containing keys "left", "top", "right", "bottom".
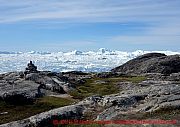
{"left": 24, "top": 61, "right": 38, "bottom": 75}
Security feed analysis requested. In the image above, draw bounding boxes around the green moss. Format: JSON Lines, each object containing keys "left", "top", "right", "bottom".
{"left": 59, "top": 124, "right": 104, "bottom": 127}
{"left": 68, "top": 90, "right": 87, "bottom": 99}
{"left": 143, "top": 108, "right": 180, "bottom": 120}
{"left": 69, "top": 80, "right": 118, "bottom": 99}
{"left": 106, "top": 76, "right": 146, "bottom": 83}
{"left": 69, "top": 76, "right": 146, "bottom": 100}
{"left": 128, "top": 76, "right": 147, "bottom": 83}
{"left": 0, "top": 96, "right": 74, "bottom": 124}
{"left": 37, "top": 96, "right": 74, "bottom": 107}
{"left": 114, "top": 108, "right": 180, "bottom": 120}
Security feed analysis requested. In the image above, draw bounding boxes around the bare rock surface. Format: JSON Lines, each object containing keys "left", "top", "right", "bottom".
{"left": 112, "top": 53, "right": 180, "bottom": 75}
{"left": 0, "top": 104, "right": 84, "bottom": 127}
{"left": 91, "top": 83, "right": 180, "bottom": 120}
{"left": 1, "top": 74, "right": 180, "bottom": 126}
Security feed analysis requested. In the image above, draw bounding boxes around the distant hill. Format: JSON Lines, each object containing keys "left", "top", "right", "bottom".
{"left": 112, "top": 53, "right": 180, "bottom": 75}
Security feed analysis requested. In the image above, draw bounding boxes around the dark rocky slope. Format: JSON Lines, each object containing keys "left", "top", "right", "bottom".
{"left": 112, "top": 53, "right": 180, "bottom": 75}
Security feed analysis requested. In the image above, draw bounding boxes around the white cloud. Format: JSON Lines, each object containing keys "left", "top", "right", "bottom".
{"left": 111, "top": 35, "right": 180, "bottom": 44}
{"left": 110, "top": 22, "right": 180, "bottom": 44}
{"left": 38, "top": 41, "right": 96, "bottom": 51}
{"left": 0, "top": 0, "right": 179, "bottom": 23}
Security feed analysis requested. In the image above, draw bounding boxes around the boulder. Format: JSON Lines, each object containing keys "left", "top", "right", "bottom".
{"left": 0, "top": 80, "right": 40, "bottom": 105}
{"left": 0, "top": 70, "right": 75, "bottom": 105}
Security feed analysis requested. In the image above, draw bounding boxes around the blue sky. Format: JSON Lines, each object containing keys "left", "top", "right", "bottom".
{"left": 0, "top": 0, "right": 180, "bottom": 52}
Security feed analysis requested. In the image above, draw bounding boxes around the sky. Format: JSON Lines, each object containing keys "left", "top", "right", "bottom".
{"left": 0, "top": 0, "right": 180, "bottom": 52}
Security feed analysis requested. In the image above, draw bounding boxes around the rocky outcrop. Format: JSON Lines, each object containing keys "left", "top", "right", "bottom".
{"left": 0, "top": 70, "right": 76, "bottom": 105}
{"left": 0, "top": 68, "right": 92, "bottom": 105}
{"left": 0, "top": 104, "right": 85, "bottom": 127}
{"left": 0, "top": 71, "right": 39, "bottom": 104}
{"left": 1, "top": 73, "right": 180, "bottom": 126}
{"left": 80, "top": 82, "right": 180, "bottom": 121}
{"left": 112, "top": 53, "right": 180, "bottom": 75}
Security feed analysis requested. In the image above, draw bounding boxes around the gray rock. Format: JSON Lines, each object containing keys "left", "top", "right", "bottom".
{"left": 81, "top": 83, "right": 180, "bottom": 120}
{"left": 112, "top": 53, "right": 180, "bottom": 75}
{"left": 0, "top": 70, "right": 76, "bottom": 104}
{"left": 0, "top": 104, "right": 85, "bottom": 127}
{"left": 0, "top": 80, "right": 41, "bottom": 105}
{"left": 1, "top": 81, "right": 180, "bottom": 126}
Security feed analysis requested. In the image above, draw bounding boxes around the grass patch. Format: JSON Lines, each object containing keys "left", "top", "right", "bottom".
{"left": 69, "top": 78, "right": 119, "bottom": 99}
{"left": 37, "top": 96, "right": 74, "bottom": 107}
{"left": 58, "top": 124, "right": 104, "bottom": 127}
{"left": 69, "top": 76, "right": 146, "bottom": 99}
{"left": 114, "top": 108, "right": 180, "bottom": 120}
{"left": 0, "top": 96, "right": 74, "bottom": 124}
{"left": 113, "top": 109, "right": 180, "bottom": 122}
{"left": 106, "top": 76, "right": 146, "bottom": 83}
{"left": 143, "top": 108, "right": 180, "bottom": 120}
